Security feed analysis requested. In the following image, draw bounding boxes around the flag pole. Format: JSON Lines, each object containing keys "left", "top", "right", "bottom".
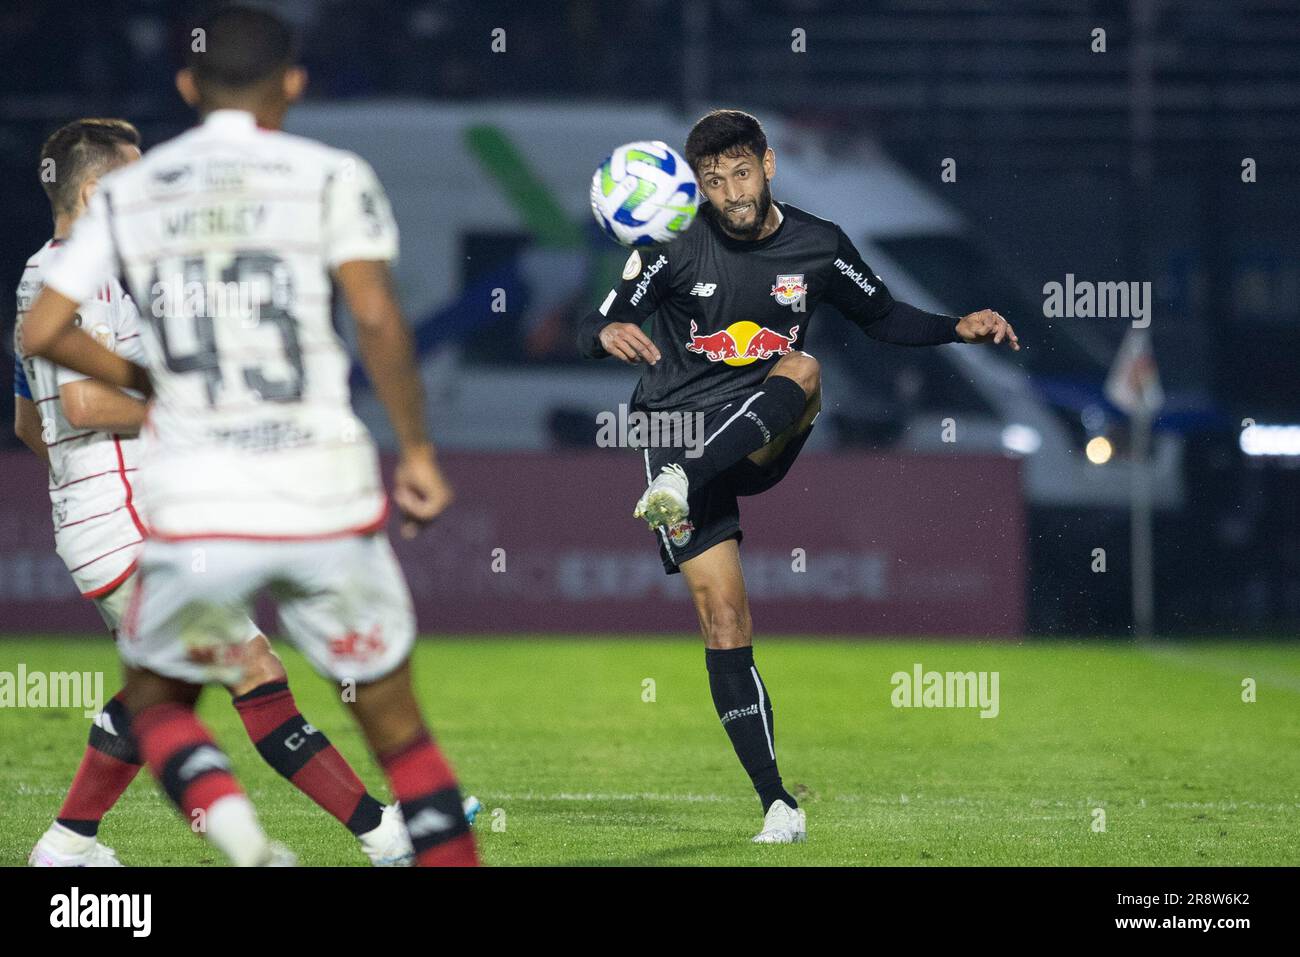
{"left": 1131, "top": 408, "right": 1155, "bottom": 639}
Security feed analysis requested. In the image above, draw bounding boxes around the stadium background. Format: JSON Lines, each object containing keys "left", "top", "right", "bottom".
{"left": 1, "top": 0, "right": 1297, "bottom": 640}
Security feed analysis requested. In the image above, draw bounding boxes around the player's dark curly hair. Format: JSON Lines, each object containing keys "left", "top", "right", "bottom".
{"left": 39, "top": 118, "right": 140, "bottom": 215}
{"left": 187, "top": 3, "right": 298, "bottom": 92}
{"left": 684, "top": 110, "right": 768, "bottom": 176}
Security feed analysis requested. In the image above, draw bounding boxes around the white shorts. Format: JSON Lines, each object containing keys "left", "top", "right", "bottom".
{"left": 94, "top": 567, "right": 263, "bottom": 643}
{"left": 118, "top": 533, "right": 415, "bottom": 686}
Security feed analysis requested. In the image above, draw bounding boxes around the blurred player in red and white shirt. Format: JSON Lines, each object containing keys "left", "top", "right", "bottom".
{"left": 23, "top": 7, "right": 477, "bottom": 867}
{"left": 16, "top": 118, "right": 436, "bottom": 868}
{"left": 15, "top": 239, "right": 147, "bottom": 601}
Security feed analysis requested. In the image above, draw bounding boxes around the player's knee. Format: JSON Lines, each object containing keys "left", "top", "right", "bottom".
{"left": 238, "top": 634, "right": 286, "bottom": 689}
{"left": 700, "top": 599, "right": 752, "bottom": 649}
{"left": 773, "top": 351, "right": 820, "bottom": 399}
{"left": 121, "top": 667, "right": 201, "bottom": 717}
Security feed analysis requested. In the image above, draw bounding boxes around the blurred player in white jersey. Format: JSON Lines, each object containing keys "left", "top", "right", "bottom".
{"left": 14, "top": 118, "right": 424, "bottom": 868}
{"left": 22, "top": 6, "right": 478, "bottom": 867}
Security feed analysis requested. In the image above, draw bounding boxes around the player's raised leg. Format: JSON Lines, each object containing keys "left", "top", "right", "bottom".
{"left": 745, "top": 353, "right": 821, "bottom": 470}
{"left": 636, "top": 352, "right": 820, "bottom": 529}
{"left": 680, "top": 539, "right": 806, "bottom": 844}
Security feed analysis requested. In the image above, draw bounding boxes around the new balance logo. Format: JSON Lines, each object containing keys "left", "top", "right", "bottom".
{"left": 404, "top": 807, "right": 456, "bottom": 838}
{"left": 690, "top": 283, "right": 717, "bottom": 297}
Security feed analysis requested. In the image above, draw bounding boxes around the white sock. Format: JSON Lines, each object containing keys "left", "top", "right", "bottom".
{"left": 205, "top": 794, "right": 270, "bottom": 867}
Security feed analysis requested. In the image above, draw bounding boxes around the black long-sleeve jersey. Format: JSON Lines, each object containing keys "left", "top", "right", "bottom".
{"left": 577, "top": 201, "right": 963, "bottom": 413}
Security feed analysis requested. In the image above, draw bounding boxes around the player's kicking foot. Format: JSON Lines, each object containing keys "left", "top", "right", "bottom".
{"left": 360, "top": 799, "right": 483, "bottom": 866}
{"left": 359, "top": 804, "right": 415, "bottom": 866}
{"left": 462, "top": 795, "right": 483, "bottom": 827}
{"left": 751, "top": 800, "right": 806, "bottom": 844}
{"left": 28, "top": 823, "right": 123, "bottom": 867}
{"left": 258, "top": 841, "right": 297, "bottom": 866}
{"left": 634, "top": 463, "right": 689, "bottom": 530}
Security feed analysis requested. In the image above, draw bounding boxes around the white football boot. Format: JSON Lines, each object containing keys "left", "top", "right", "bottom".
{"left": 258, "top": 841, "right": 298, "bottom": 866}
{"left": 359, "top": 804, "right": 415, "bottom": 866}
{"left": 751, "top": 800, "right": 807, "bottom": 844}
{"left": 462, "top": 795, "right": 483, "bottom": 827}
{"left": 28, "top": 822, "right": 124, "bottom": 867}
{"left": 634, "top": 464, "right": 689, "bottom": 530}
{"left": 360, "top": 798, "right": 482, "bottom": 866}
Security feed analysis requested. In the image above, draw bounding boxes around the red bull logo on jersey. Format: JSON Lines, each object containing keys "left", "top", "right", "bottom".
{"left": 685, "top": 320, "right": 799, "bottom": 367}
{"left": 770, "top": 273, "right": 807, "bottom": 306}
{"left": 668, "top": 519, "right": 694, "bottom": 547}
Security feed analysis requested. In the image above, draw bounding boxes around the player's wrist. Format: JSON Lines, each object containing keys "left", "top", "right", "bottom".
{"left": 399, "top": 439, "right": 436, "bottom": 461}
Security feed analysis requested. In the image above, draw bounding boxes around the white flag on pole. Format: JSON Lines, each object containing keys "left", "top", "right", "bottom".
{"left": 1105, "top": 327, "right": 1164, "bottom": 416}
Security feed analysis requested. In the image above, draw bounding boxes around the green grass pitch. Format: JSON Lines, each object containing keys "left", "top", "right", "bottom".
{"left": 2, "top": 636, "right": 1298, "bottom": 866}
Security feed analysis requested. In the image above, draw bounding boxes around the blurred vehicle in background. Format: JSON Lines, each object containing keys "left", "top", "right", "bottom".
{"left": 288, "top": 101, "right": 1185, "bottom": 513}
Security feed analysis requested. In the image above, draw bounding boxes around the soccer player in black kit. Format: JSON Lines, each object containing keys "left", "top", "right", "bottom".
{"left": 578, "top": 110, "right": 1020, "bottom": 844}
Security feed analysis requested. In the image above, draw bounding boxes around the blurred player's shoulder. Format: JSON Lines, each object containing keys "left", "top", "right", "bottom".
{"left": 101, "top": 112, "right": 369, "bottom": 205}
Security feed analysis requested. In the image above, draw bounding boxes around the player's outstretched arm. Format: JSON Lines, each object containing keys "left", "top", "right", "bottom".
{"left": 60, "top": 379, "right": 147, "bottom": 433}
{"left": 824, "top": 226, "right": 1018, "bottom": 351}
{"left": 336, "top": 258, "right": 453, "bottom": 538}
{"left": 21, "top": 288, "right": 151, "bottom": 394}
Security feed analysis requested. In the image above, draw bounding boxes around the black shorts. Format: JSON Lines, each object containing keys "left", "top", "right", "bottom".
{"left": 641, "top": 402, "right": 814, "bottom": 575}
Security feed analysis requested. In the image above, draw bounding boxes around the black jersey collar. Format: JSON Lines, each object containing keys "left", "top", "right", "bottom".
{"left": 703, "top": 200, "right": 789, "bottom": 250}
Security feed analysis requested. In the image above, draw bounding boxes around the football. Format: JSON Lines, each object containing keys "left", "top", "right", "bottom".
{"left": 590, "top": 140, "right": 699, "bottom": 247}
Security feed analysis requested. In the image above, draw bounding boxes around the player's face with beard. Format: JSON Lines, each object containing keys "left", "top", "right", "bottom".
{"left": 698, "top": 149, "right": 774, "bottom": 241}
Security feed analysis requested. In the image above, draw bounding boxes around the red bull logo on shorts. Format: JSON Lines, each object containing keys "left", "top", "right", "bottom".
{"left": 685, "top": 320, "right": 799, "bottom": 367}
{"left": 668, "top": 519, "right": 694, "bottom": 547}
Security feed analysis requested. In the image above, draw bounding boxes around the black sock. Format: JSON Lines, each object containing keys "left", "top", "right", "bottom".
{"left": 679, "top": 375, "right": 807, "bottom": 489}
{"left": 705, "top": 646, "right": 797, "bottom": 813}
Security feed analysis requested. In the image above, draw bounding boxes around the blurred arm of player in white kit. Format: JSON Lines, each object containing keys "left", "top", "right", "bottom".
{"left": 21, "top": 160, "right": 454, "bottom": 539}
{"left": 14, "top": 290, "right": 144, "bottom": 465}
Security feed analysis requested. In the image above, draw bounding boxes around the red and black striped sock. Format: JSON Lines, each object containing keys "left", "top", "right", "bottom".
{"left": 232, "top": 680, "right": 383, "bottom": 835}
{"left": 379, "top": 731, "right": 478, "bottom": 866}
{"left": 133, "top": 702, "right": 245, "bottom": 822}
{"left": 56, "top": 694, "right": 143, "bottom": 837}
{"left": 134, "top": 702, "right": 270, "bottom": 866}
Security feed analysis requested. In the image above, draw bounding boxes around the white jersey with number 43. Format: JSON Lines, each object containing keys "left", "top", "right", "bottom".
{"left": 43, "top": 109, "right": 398, "bottom": 541}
